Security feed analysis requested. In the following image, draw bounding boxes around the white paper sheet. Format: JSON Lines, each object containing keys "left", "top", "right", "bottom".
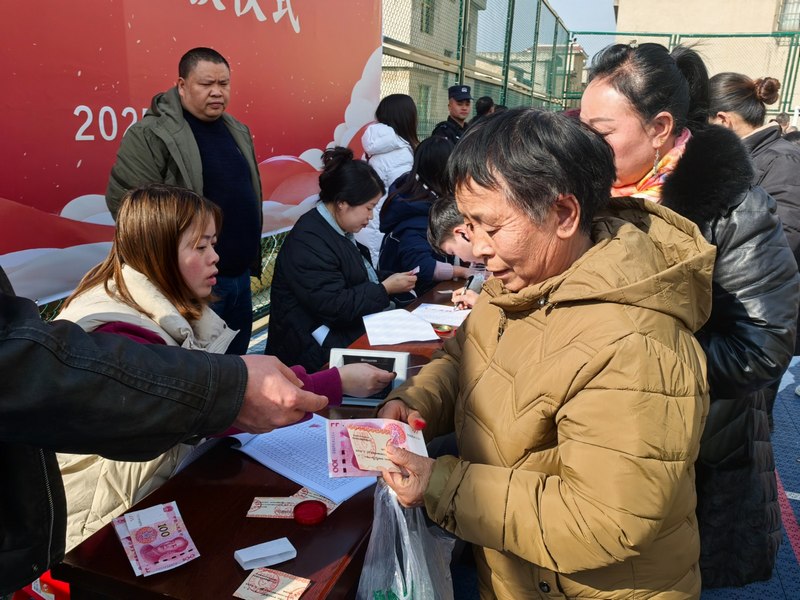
{"left": 362, "top": 309, "right": 440, "bottom": 345}
{"left": 232, "top": 414, "right": 374, "bottom": 504}
{"left": 411, "top": 303, "right": 471, "bottom": 327}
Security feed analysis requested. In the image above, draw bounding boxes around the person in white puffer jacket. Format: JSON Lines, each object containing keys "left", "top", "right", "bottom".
{"left": 357, "top": 94, "right": 419, "bottom": 264}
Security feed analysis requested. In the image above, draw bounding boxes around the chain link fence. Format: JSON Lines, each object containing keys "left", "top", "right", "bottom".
{"left": 252, "top": 231, "right": 289, "bottom": 321}
{"left": 569, "top": 31, "right": 800, "bottom": 117}
{"left": 381, "top": 0, "right": 575, "bottom": 139}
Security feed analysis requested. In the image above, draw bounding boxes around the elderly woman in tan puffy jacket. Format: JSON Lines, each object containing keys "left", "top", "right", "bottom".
{"left": 379, "top": 109, "right": 715, "bottom": 599}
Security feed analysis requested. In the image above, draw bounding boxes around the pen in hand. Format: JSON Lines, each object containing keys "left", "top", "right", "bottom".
{"left": 453, "top": 275, "right": 475, "bottom": 310}
{"left": 462, "top": 274, "right": 475, "bottom": 294}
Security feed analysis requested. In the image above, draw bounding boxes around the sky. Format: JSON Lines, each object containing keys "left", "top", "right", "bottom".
{"left": 546, "top": 0, "right": 617, "bottom": 59}
{"left": 546, "top": 0, "right": 616, "bottom": 34}
{"left": 477, "top": 0, "right": 617, "bottom": 59}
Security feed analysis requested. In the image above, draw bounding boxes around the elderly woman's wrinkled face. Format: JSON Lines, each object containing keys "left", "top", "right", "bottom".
{"left": 456, "top": 182, "right": 566, "bottom": 292}
{"left": 580, "top": 78, "right": 659, "bottom": 188}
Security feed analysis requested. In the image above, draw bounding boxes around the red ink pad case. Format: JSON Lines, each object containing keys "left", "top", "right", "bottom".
{"left": 293, "top": 500, "right": 327, "bottom": 526}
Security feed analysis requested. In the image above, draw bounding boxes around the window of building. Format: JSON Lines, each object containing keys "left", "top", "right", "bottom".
{"left": 418, "top": 84, "right": 431, "bottom": 125}
{"left": 420, "top": 0, "right": 435, "bottom": 34}
{"left": 780, "top": 0, "right": 800, "bottom": 30}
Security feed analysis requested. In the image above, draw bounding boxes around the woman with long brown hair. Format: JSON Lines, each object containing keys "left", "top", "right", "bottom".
{"left": 56, "top": 183, "right": 393, "bottom": 549}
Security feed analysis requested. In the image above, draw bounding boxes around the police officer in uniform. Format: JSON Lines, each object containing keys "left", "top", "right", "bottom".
{"left": 431, "top": 84, "right": 472, "bottom": 144}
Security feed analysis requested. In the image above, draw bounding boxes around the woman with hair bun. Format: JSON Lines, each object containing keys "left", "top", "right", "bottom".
{"left": 709, "top": 73, "right": 800, "bottom": 257}
{"left": 266, "top": 147, "right": 417, "bottom": 371}
{"left": 709, "top": 72, "right": 800, "bottom": 362}
{"left": 581, "top": 43, "right": 800, "bottom": 588}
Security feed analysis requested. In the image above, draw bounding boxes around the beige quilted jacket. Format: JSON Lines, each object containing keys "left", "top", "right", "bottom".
{"left": 390, "top": 197, "right": 715, "bottom": 599}
{"left": 55, "top": 266, "right": 235, "bottom": 550}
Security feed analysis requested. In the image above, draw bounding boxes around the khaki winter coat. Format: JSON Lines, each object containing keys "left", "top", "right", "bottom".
{"left": 55, "top": 266, "right": 236, "bottom": 550}
{"left": 390, "top": 198, "right": 715, "bottom": 599}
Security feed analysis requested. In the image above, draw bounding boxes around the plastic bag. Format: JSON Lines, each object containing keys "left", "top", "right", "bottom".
{"left": 357, "top": 479, "right": 456, "bottom": 600}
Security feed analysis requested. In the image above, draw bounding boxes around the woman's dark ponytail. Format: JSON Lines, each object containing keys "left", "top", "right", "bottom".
{"left": 671, "top": 45, "right": 710, "bottom": 132}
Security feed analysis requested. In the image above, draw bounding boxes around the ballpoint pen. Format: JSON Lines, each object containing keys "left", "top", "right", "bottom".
{"left": 453, "top": 275, "right": 475, "bottom": 310}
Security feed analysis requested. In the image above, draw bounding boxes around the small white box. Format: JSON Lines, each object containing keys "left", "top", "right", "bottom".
{"left": 234, "top": 537, "right": 297, "bottom": 570}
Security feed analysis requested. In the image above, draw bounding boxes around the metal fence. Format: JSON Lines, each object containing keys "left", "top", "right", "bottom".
{"left": 252, "top": 231, "right": 289, "bottom": 320}
{"left": 567, "top": 31, "right": 800, "bottom": 116}
{"left": 380, "top": 0, "right": 574, "bottom": 138}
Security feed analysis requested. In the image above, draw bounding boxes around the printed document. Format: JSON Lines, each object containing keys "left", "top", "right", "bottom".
{"left": 362, "top": 309, "right": 439, "bottom": 345}
{"left": 232, "top": 414, "right": 374, "bottom": 504}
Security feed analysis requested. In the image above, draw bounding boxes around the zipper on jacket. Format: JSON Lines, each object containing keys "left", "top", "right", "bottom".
{"left": 37, "top": 449, "right": 55, "bottom": 576}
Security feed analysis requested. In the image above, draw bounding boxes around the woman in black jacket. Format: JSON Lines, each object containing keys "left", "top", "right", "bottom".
{"left": 581, "top": 42, "right": 800, "bottom": 588}
{"left": 378, "top": 136, "right": 474, "bottom": 297}
{"left": 709, "top": 73, "right": 800, "bottom": 419}
{"left": 266, "top": 147, "right": 417, "bottom": 372}
{"left": 709, "top": 73, "right": 800, "bottom": 264}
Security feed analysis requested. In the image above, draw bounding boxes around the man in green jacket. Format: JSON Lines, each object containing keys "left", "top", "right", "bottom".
{"left": 106, "top": 47, "right": 263, "bottom": 355}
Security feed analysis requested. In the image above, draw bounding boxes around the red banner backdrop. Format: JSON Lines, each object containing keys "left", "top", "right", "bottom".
{"left": 1, "top": 0, "right": 381, "bottom": 301}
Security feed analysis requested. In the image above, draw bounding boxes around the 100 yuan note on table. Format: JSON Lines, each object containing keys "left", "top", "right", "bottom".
{"left": 124, "top": 501, "right": 200, "bottom": 576}
{"left": 112, "top": 516, "right": 142, "bottom": 576}
{"left": 326, "top": 418, "right": 428, "bottom": 476}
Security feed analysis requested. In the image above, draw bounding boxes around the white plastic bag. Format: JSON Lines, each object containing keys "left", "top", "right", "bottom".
{"left": 357, "top": 479, "right": 455, "bottom": 600}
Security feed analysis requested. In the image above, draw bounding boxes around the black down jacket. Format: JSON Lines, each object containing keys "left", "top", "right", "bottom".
{"left": 266, "top": 206, "right": 392, "bottom": 372}
{"left": 661, "top": 125, "right": 800, "bottom": 588}
{"left": 743, "top": 123, "right": 800, "bottom": 354}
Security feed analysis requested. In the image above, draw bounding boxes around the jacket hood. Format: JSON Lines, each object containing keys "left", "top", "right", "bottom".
{"left": 146, "top": 87, "right": 189, "bottom": 133}
{"left": 362, "top": 123, "right": 411, "bottom": 156}
{"left": 661, "top": 125, "right": 755, "bottom": 227}
{"left": 486, "top": 197, "right": 715, "bottom": 332}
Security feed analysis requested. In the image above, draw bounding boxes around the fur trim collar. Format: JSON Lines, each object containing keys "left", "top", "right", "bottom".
{"left": 661, "top": 125, "right": 755, "bottom": 227}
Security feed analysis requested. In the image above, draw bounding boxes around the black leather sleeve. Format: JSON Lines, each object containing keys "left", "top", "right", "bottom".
{"left": 0, "top": 286, "right": 245, "bottom": 460}
{"left": 697, "top": 187, "right": 800, "bottom": 397}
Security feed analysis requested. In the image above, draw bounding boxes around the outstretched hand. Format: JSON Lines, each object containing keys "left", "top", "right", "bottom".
{"left": 339, "top": 363, "right": 396, "bottom": 397}
{"left": 235, "top": 355, "right": 328, "bottom": 433}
